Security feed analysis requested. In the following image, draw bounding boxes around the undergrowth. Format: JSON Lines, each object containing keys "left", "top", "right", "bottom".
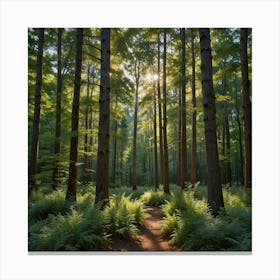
{"left": 29, "top": 186, "right": 148, "bottom": 251}
{"left": 161, "top": 187, "right": 251, "bottom": 251}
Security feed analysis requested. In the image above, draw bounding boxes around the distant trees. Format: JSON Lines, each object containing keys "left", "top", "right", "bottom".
{"left": 65, "top": 28, "right": 83, "bottom": 203}
{"left": 199, "top": 28, "right": 224, "bottom": 216}
{"left": 28, "top": 27, "right": 251, "bottom": 211}
{"left": 29, "top": 28, "right": 45, "bottom": 194}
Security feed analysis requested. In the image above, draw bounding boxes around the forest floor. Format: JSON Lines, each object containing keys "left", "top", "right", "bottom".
{"left": 109, "top": 206, "right": 180, "bottom": 252}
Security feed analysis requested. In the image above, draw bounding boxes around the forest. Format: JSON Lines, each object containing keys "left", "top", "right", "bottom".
{"left": 28, "top": 28, "right": 252, "bottom": 252}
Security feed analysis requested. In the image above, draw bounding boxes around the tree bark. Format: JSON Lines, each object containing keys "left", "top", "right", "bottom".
{"left": 52, "top": 28, "right": 63, "bottom": 191}
{"left": 82, "top": 64, "right": 91, "bottom": 185}
{"left": 191, "top": 29, "right": 197, "bottom": 186}
{"left": 112, "top": 99, "right": 118, "bottom": 186}
{"left": 153, "top": 84, "right": 159, "bottom": 191}
{"left": 178, "top": 87, "right": 182, "bottom": 186}
{"left": 157, "top": 33, "right": 164, "bottom": 186}
{"left": 132, "top": 60, "right": 140, "bottom": 190}
{"left": 162, "top": 30, "right": 170, "bottom": 194}
{"left": 240, "top": 28, "right": 251, "bottom": 188}
{"left": 234, "top": 75, "right": 244, "bottom": 185}
{"left": 95, "top": 28, "right": 111, "bottom": 206}
{"left": 65, "top": 28, "right": 83, "bottom": 203}
{"left": 199, "top": 28, "right": 224, "bottom": 216}
{"left": 180, "top": 28, "right": 188, "bottom": 189}
{"left": 29, "top": 28, "right": 45, "bottom": 194}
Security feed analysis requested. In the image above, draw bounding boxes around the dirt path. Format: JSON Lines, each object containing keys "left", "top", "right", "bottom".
{"left": 110, "top": 206, "right": 180, "bottom": 252}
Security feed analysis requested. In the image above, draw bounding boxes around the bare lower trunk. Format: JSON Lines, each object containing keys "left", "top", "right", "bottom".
{"left": 199, "top": 28, "right": 224, "bottom": 216}
{"left": 191, "top": 29, "right": 197, "bottom": 186}
{"left": 52, "top": 28, "right": 63, "bottom": 190}
{"left": 240, "top": 28, "right": 251, "bottom": 188}
{"left": 66, "top": 28, "right": 83, "bottom": 203}
{"left": 95, "top": 28, "right": 111, "bottom": 206}
{"left": 132, "top": 60, "right": 140, "bottom": 190}
{"left": 180, "top": 28, "right": 187, "bottom": 189}
{"left": 162, "top": 30, "right": 169, "bottom": 194}
{"left": 153, "top": 85, "right": 159, "bottom": 191}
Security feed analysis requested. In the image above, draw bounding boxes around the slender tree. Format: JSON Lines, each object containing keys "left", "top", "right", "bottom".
{"left": 180, "top": 28, "right": 188, "bottom": 189}
{"left": 240, "top": 28, "right": 251, "bottom": 188}
{"left": 65, "top": 28, "right": 83, "bottom": 203}
{"left": 132, "top": 59, "right": 140, "bottom": 190}
{"left": 191, "top": 29, "right": 197, "bottom": 186}
{"left": 95, "top": 28, "right": 111, "bottom": 206}
{"left": 153, "top": 82, "right": 159, "bottom": 191}
{"left": 29, "top": 28, "right": 45, "bottom": 194}
{"left": 162, "top": 30, "right": 170, "bottom": 193}
{"left": 52, "top": 28, "right": 63, "bottom": 190}
{"left": 199, "top": 28, "right": 224, "bottom": 216}
{"left": 157, "top": 33, "right": 164, "bottom": 185}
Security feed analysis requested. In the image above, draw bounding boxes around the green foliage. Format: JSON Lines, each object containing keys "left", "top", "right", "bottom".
{"left": 29, "top": 190, "right": 67, "bottom": 222}
{"left": 29, "top": 187, "right": 148, "bottom": 251}
{"left": 161, "top": 188, "right": 251, "bottom": 251}
{"left": 140, "top": 190, "right": 170, "bottom": 206}
{"left": 104, "top": 194, "right": 148, "bottom": 239}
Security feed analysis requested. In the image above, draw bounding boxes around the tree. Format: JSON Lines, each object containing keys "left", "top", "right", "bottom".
{"left": 191, "top": 28, "right": 197, "bottom": 186}
{"left": 65, "top": 28, "right": 83, "bottom": 203}
{"left": 240, "top": 28, "right": 251, "bottom": 188}
{"left": 162, "top": 30, "right": 170, "bottom": 193}
{"left": 95, "top": 28, "right": 110, "bottom": 206}
{"left": 180, "top": 28, "right": 188, "bottom": 189}
{"left": 132, "top": 59, "right": 140, "bottom": 190}
{"left": 199, "top": 28, "right": 224, "bottom": 216}
{"left": 52, "top": 28, "right": 64, "bottom": 190}
{"left": 153, "top": 79, "right": 159, "bottom": 191}
{"left": 29, "top": 28, "right": 45, "bottom": 194}
{"left": 157, "top": 32, "right": 164, "bottom": 185}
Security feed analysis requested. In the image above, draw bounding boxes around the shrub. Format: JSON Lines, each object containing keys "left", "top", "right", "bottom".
{"left": 140, "top": 190, "right": 169, "bottom": 206}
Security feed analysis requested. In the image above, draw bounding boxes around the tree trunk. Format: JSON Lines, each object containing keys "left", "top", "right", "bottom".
{"left": 199, "top": 28, "right": 224, "bottom": 216}
{"left": 234, "top": 75, "right": 244, "bottom": 185}
{"left": 112, "top": 107, "right": 118, "bottom": 186}
{"left": 65, "top": 28, "right": 83, "bottom": 203}
{"left": 180, "top": 28, "right": 188, "bottom": 189}
{"left": 153, "top": 84, "right": 159, "bottom": 191}
{"left": 52, "top": 28, "right": 63, "bottom": 190}
{"left": 178, "top": 87, "right": 182, "bottom": 186}
{"left": 240, "top": 28, "right": 252, "bottom": 188}
{"left": 157, "top": 33, "right": 164, "bottom": 186}
{"left": 29, "top": 28, "right": 45, "bottom": 194}
{"left": 191, "top": 29, "right": 197, "bottom": 186}
{"left": 95, "top": 28, "right": 111, "bottom": 206}
{"left": 162, "top": 30, "right": 170, "bottom": 194}
{"left": 132, "top": 60, "right": 140, "bottom": 190}
{"left": 82, "top": 64, "right": 91, "bottom": 185}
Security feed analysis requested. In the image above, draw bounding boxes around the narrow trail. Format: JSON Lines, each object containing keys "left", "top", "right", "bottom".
{"left": 110, "top": 206, "right": 180, "bottom": 252}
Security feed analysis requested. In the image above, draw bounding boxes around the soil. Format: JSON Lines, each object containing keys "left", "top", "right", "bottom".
{"left": 109, "top": 206, "right": 180, "bottom": 252}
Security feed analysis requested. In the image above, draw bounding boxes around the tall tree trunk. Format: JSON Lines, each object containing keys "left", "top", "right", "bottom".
{"left": 240, "top": 28, "right": 252, "bottom": 188}
{"left": 162, "top": 30, "right": 170, "bottom": 194}
{"left": 191, "top": 29, "right": 197, "bottom": 186}
{"left": 234, "top": 75, "right": 244, "bottom": 185}
{"left": 180, "top": 28, "right": 188, "bottom": 189}
{"left": 199, "top": 28, "right": 224, "bottom": 216}
{"left": 153, "top": 84, "right": 159, "bottom": 191}
{"left": 29, "top": 28, "right": 45, "bottom": 194}
{"left": 65, "top": 28, "right": 83, "bottom": 203}
{"left": 52, "top": 28, "right": 63, "bottom": 191}
{"left": 157, "top": 33, "right": 164, "bottom": 185}
{"left": 132, "top": 60, "right": 140, "bottom": 190}
{"left": 95, "top": 28, "right": 111, "bottom": 206}
{"left": 112, "top": 102, "right": 118, "bottom": 186}
{"left": 178, "top": 87, "right": 182, "bottom": 186}
{"left": 82, "top": 64, "right": 91, "bottom": 185}
{"left": 222, "top": 74, "right": 231, "bottom": 185}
